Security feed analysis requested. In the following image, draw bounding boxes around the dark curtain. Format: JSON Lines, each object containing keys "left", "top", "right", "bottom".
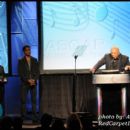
{"left": 40, "top": 74, "right": 97, "bottom": 118}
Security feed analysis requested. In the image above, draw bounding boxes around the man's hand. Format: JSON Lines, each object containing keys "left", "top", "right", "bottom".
{"left": 28, "top": 79, "right": 36, "bottom": 86}
{"left": 90, "top": 68, "right": 96, "bottom": 74}
{"left": 124, "top": 65, "right": 130, "bottom": 71}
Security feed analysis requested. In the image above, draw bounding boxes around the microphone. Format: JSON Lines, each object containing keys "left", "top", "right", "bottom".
{"left": 74, "top": 55, "right": 78, "bottom": 59}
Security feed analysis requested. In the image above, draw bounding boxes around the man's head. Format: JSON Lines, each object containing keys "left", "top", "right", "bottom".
{"left": 23, "top": 45, "right": 31, "bottom": 56}
{"left": 110, "top": 47, "right": 120, "bottom": 59}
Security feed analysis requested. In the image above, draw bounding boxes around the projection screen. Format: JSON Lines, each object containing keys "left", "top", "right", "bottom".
{"left": 41, "top": 2, "right": 130, "bottom": 74}
{"left": 0, "top": 2, "right": 8, "bottom": 73}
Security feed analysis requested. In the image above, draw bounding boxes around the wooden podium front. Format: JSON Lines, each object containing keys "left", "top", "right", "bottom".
{"left": 92, "top": 73, "right": 130, "bottom": 117}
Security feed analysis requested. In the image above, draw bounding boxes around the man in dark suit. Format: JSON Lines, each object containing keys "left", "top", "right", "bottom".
{"left": 0, "top": 65, "right": 5, "bottom": 117}
{"left": 91, "top": 47, "right": 129, "bottom": 73}
{"left": 18, "top": 45, "right": 39, "bottom": 122}
{"left": 90, "top": 47, "right": 129, "bottom": 116}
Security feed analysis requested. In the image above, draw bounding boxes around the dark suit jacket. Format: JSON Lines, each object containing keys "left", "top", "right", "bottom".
{"left": 0, "top": 65, "right": 4, "bottom": 76}
{"left": 93, "top": 53, "right": 129, "bottom": 71}
{"left": 18, "top": 56, "right": 39, "bottom": 84}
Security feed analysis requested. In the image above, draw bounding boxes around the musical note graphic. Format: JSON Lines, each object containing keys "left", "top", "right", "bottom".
{"left": 72, "top": 4, "right": 80, "bottom": 26}
{"left": 82, "top": 4, "right": 89, "bottom": 22}
{"left": 43, "top": 2, "right": 89, "bottom": 31}
{"left": 73, "top": 3, "right": 89, "bottom": 27}
{"left": 50, "top": 9, "right": 56, "bottom": 27}
{"left": 42, "top": 1, "right": 130, "bottom": 43}
{"left": 111, "top": 19, "right": 119, "bottom": 40}
{"left": 95, "top": 3, "right": 108, "bottom": 21}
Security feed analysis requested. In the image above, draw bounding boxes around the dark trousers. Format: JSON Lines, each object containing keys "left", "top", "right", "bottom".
{"left": 21, "top": 84, "right": 37, "bottom": 117}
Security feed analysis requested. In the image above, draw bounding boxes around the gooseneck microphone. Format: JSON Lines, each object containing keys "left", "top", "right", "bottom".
{"left": 74, "top": 55, "right": 78, "bottom": 59}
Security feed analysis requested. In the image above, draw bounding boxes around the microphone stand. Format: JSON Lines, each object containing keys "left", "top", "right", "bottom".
{"left": 72, "top": 55, "right": 78, "bottom": 112}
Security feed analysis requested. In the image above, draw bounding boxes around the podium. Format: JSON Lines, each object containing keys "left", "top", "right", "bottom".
{"left": 92, "top": 73, "right": 130, "bottom": 117}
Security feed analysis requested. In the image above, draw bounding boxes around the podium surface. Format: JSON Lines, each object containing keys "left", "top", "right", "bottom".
{"left": 92, "top": 72, "right": 130, "bottom": 117}
{"left": 93, "top": 73, "right": 130, "bottom": 84}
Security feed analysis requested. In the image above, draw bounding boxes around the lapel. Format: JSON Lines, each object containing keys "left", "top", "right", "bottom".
{"left": 23, "top": 57, "right": 30, "bottom": 71}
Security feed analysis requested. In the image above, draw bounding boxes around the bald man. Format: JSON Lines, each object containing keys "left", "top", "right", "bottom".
{"left": 90, "top": 47, "right": 130, "bottom": 115}
{"left": 91, "top": 47, "right": 129, "bottom": 73}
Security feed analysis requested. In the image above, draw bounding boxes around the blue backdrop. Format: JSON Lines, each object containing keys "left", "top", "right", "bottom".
{"left": 5, "top": 1, "right": 39, "bottom": 115}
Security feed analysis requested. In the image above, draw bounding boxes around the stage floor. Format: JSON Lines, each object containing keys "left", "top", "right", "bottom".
{"left": 22, "top": 121, "right": 41, "bottom": 129}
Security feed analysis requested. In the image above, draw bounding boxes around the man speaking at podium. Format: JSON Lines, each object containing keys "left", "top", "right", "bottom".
{"left": 90, "top": 46, "right": 129, "bottom": 115}
{"left": 90, "top": 47, "right": 129, "bottom": 73}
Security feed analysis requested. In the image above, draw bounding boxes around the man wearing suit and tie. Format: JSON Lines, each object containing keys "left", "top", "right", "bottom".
{"left": 18, "top": 45, "right": 39, "bottom": 122}
{"left": 90, "top": 46, "right": 129, "bottom": 115}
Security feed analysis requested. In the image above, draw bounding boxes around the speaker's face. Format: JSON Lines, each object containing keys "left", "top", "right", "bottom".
{"left": 111, "top": 48, "right": 120, "bottom": 59}
{"left": 24, "top": 47, "right": 31, "bottom": 56}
